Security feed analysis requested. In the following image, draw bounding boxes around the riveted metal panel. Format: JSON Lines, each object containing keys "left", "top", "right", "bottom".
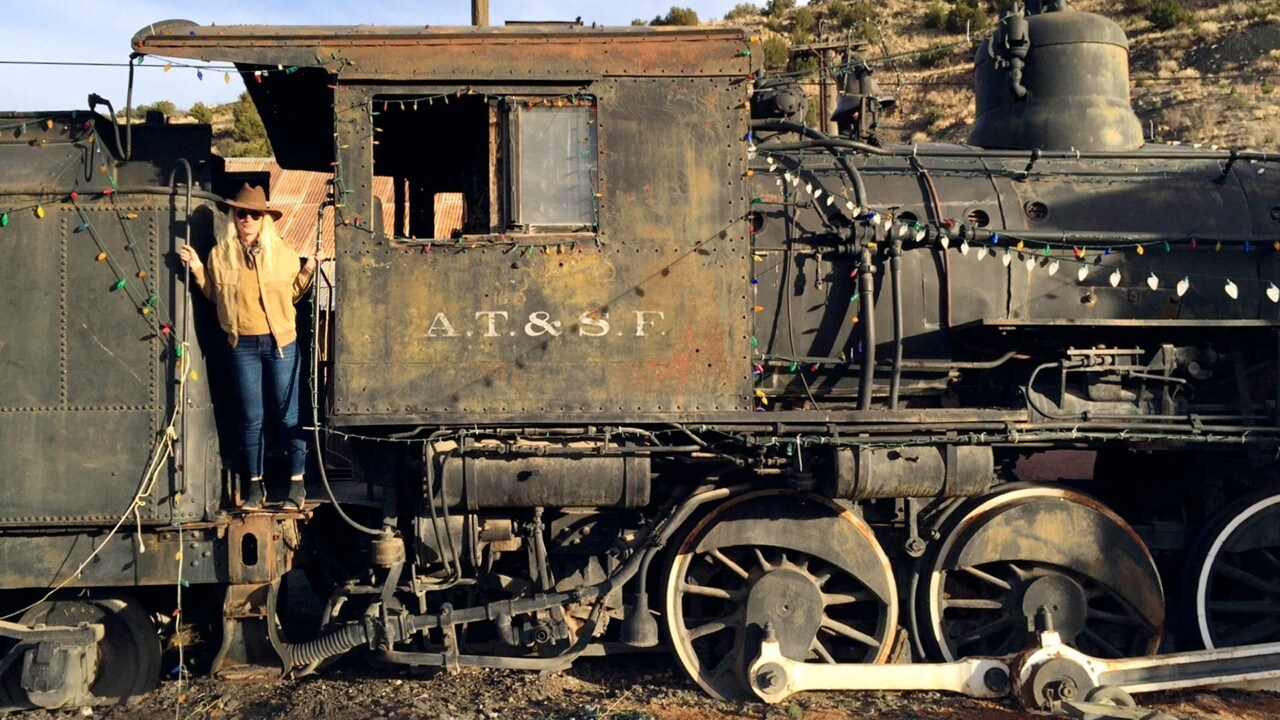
{"left": 0, "top": 192, "right": 222, "bottom": 526}
{"left": 329, "top": 74, "right": 753, "bottom": 424}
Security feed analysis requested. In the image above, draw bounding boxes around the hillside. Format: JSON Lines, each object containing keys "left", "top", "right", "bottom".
{"left": 716, "top": 0, "right": 1280, "bottom": 149}
{"left": 142, "top": 0, "right": 1280, "bottom": 152}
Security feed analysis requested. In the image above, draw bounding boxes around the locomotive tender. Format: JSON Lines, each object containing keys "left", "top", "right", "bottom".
{"left": 3, "top": 3, "right": 1280, "bottom": 712}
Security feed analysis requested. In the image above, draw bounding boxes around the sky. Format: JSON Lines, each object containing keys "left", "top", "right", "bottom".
{"left": 1, "top": 0, "right": 756, "bottom": 112}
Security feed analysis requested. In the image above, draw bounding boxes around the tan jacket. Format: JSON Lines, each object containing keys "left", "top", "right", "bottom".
{"left": 192, "top": 237, "right": 315, "bottom": 350}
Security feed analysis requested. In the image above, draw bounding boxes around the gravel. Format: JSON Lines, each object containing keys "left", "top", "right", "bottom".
{"left": 17, "top": 654, "right": 1280, "bottom": 720}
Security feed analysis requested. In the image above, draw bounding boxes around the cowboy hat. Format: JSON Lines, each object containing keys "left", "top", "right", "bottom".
{"left": 216, "top": 183, "right": 283, "bottom": 221}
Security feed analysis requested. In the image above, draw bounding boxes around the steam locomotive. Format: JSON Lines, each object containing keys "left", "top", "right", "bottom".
{"left": 2, "top": 3, "right": 1279, "bottom": 711}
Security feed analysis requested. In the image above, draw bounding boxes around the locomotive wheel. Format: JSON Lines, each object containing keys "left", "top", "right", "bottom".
{"left": 912, "top": 486, "right": 1163, "bottom": 662}
{"left": 664, "top": 491, "right": 897, "bottom": 700}
{"left": 9, "top": 597, "right": 161, "bottom": 706}
{"left": 1186, "top": 489, "right": 1280, "bottom": 649}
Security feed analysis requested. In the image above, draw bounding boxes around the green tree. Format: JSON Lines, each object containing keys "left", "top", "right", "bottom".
{"left": 946, "top": 0, "right": 991, "bottom": 34}
{"left": 725, "top": 3, "right": 760, "bottom": 20}
{"left": 923, "top": 1, "right": 948, "bottom": 29}
{"left": 651, "top": 7, "right": 699, "bottom": 25}
{"left": 792, "top": 7, "right": 816, "bottom": 36}
{"left": 765, "top": 0, "right": 796, "bottom": 17}
{"left": 227, "top": 92, "right": 272, "bottom": 157}
{"left": 188, "top": 101, "right": 213, "bottom": 124}
{"left": 131, "top": 100, "right": 177, "bottom": 120}
{"left": 827, "top": 1, "right": 879, "bottom": 40}
{"left": 1146, "top": 0, "right": 1195, "bottom": 29}
{"left": 762, "top": 36, "right": 791, "bottom": 69}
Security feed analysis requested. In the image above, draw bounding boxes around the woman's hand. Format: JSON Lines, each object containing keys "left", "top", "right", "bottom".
{"left": 303, "top": 255, "right": 319, "bottom": 273}
{"left": 177, "top": 244, "right": 202, "bottom": 271}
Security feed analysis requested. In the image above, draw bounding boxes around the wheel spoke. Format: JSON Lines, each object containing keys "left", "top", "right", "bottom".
{"left": 753, "top": 547, "right": 773, "bottom": 572}
{"left": 810, "top": 637, "right": 837, "bottom": 663}
{"left": 820, "top": 618, "right": 881, "bottom": 649}
{"left": 823, "top": 590, "right": 874, "bottom": 606}
{"left": 1003, "top": 562, "right": 1033, "bottom": 582}
{"left": 1081, "top": 627, "right": 1125, "bottom": 658}
{"left": 1256, "top": 549, "right": 1280, "bottom": 575}
{"left": 687, "top": 614, "right": 738, "bottom": 641}
{"left": 681, "top": 582, "right": 735, "bottom": 601}
{"left": 707, "top": 648, "right": 737, "bottom": 678}
{"left": 1086, "top": 608, "right": 1140, "bottom": 626}
{"left": 1207, "top": 599, "right": 1277, "bottom": 614}
{"left": 1217, "top": 563, "right": 1280, "bottom": 595}
{"left": 952, "top": 616, "right": 1012, "bottom": 648}
{"left": 707, "top": 549, "right": 749, "bottom": 581}
{"left": 942, "top": 597, "right": 1004, "bottom": 611}
{"left": 960, "top": 566, "right": 1011, "bottom": 591}
{"left": 1223, "top": 616, "right": 1280, "bottom": 647}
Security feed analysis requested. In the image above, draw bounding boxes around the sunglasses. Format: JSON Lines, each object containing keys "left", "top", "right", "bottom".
{"left": 234, "top": 209, "right": 263, "bottom": 221}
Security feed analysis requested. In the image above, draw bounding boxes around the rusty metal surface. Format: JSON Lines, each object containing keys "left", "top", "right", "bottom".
{"left": 211, "top": 581, "right": 284, "bottom": 681}
{"left": 330, "top": 76, "right": 753, "bottom": 424}
{"left": 132, "top": 21, "right": 761, "bottom": 80}
{"left": 0, "top": 511, "right": 305, "bottom": 591}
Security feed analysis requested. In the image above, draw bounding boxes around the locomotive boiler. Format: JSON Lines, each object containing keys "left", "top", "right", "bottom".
{"left": 3, "top": 3, "right": 1280, "bottom": 713}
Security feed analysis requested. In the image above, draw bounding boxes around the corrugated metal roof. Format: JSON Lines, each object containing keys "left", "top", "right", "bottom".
{"left": 434, "top": 192, "right": 465, "bottom": 239}
{"left": 222, "top": 158, "right": 394, "bottom": 257}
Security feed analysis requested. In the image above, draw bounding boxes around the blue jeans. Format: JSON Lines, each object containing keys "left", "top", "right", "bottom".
{"left": 230, "top": 335, "right": 306, "bottom": 479}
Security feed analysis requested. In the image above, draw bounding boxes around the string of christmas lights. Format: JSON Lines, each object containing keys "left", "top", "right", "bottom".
{"left": 747, "top": 136, "right": 1280, "bottom": 410}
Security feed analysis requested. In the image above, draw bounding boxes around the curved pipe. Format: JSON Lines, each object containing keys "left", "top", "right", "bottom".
{"left": 751, "top": 119, "right": 867, "bottom": 210}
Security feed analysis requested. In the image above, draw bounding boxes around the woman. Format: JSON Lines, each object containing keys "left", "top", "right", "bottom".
{"left": 178, "top": 184, "right": 317, "bottom": 510}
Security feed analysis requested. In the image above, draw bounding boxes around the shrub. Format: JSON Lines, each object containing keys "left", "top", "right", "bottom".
{"left": 765, "top": 0, "right": 796, "bottom": 17}
{"left": 227, "top": 92, "right": 272, "bottom": 157}
{"left": 1146, "top": 0, "right": 1195, "bottom": 29}
{"left": 762, "top": 36, "right": 791, "bottom": 69}
{"left": 793, "top": 7, "right": 817, "bottom": 35}
{"left": 946, "top": 0, "right": 992, "bottom": 34}
{"left": 828, "top": 1, "right": 880, "bottom": 40}
{"left": 788, "top": 53, "right": 818, "bottom": 75}
{"left": 651, "top": 7, "right": 700, "bottom": 25}
{"left": 188, "top": 102, "right": 213, "bottom": 124}
{"left": 725, "top": 3, "right": 760, "bottom": 20}
{"left": 917, "top": 44, "right": 952, "bottom": 68}
{"left": 924, "top": 1, "right": 948, "bottom": 29}
{"left": 132, "top": 100, "right": 177, "bottom": 120}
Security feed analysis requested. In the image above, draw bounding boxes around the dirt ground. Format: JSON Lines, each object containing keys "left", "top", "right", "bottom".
{"left": 22, "top": 654, "right": 1280, "bottom": 720}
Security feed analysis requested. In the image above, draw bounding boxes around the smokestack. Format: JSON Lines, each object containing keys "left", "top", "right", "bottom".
{"left": 472, "top": 0, "right": 489, "bottom": 26}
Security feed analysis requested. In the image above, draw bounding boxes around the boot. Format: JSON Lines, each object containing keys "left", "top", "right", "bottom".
{"left": 243, "top": 477, "right": 265, "bottom": 511}
{"left": 284, "top": 475, "right": 306, "bottom": 510}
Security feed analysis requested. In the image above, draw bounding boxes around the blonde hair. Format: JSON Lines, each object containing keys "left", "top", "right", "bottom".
{"left": 218, "top": 213, "right": 284, "bottom": 273}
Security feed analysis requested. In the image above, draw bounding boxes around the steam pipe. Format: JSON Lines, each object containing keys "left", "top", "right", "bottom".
{"left": 888, "top": 237, "right": 904, "bottom": 409}
{"left": 757, "top": 136, "right": 1280, "bottom": 164}
{"left": 857, "top": 248, "right": 876, "bottom": 410}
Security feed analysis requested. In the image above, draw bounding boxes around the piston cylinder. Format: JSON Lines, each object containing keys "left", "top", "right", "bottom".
{"left": 821, "top": 445, "right": 994, "bottom": 499}
{"left": 433, "top": 454, "right": 650, "bottom": 510}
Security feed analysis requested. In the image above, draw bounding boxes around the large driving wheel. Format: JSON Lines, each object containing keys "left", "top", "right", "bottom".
{"left": 665, "top": 491, "right": 897, "bottom": 700}
{"left": 1186, "top": 489, "right": 1280, "bottom": 649}
{"left": 912, "top": 486, "right": 1164, "bottom": 661}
